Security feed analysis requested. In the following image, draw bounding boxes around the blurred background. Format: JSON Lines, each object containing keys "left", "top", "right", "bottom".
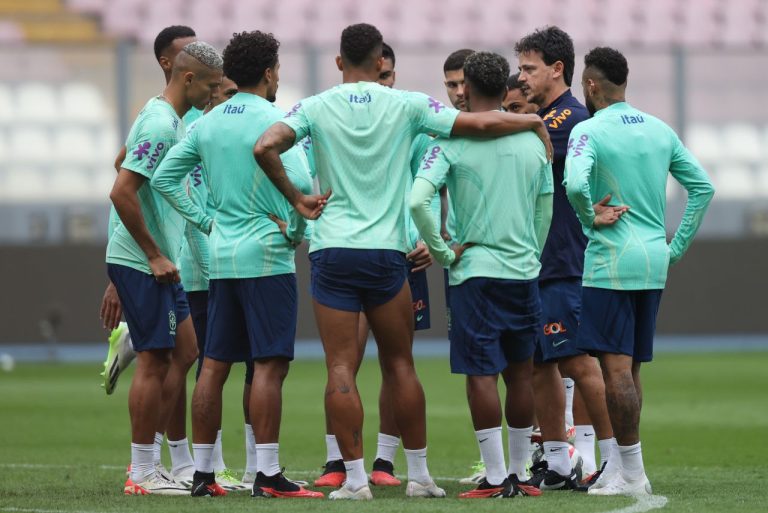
{"left": 0, "top": 0, "right": 766, "bottom": 356}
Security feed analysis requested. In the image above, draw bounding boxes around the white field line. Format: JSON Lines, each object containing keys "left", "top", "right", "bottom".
{"left": 599, "top": 494, "right": 669, "bottom": 513}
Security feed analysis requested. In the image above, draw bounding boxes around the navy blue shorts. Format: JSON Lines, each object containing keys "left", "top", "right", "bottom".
{"left": 408, "top": 265, "right": 430, "bottom": 331}
{"left": 535, "top": 278, "right": 585, "bottom": 363}
{"left": 107, "top": 263, "right": 190, "bottom": 352}
{"left": 206, "top": 275, "right": 297, "bottom": 362}
{"left": 310, "top": 248, "right": 407, "bottom": 312}
{"left": 188, "top": 290, "right": 208, "bottom": 380}
{"left": 448, "top": 277, "right": 540, "bottom": 376}
{"left": 577, "top": 287, "right": 663, "bottom": 363}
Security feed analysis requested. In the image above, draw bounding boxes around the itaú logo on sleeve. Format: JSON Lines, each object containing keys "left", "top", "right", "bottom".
{"left": 543, "top": 322, "right": 567, "bottom": 336}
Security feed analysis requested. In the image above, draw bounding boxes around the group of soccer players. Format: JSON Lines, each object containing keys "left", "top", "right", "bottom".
{"left": 100, "top": 20, "right": 714, "bottom": 500}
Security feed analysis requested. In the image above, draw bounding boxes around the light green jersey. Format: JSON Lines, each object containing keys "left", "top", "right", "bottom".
{"left": 413, "top": 131, "right": 553, "bottom": 285}
{"left": 106, "top": 97, "right": 186, "bottom": 274}
{"left": 281, "top": 82, "right": 459, "bottom": 253}
{"left": 406, "top": 134, "right": 441, "bottom": 251}
{"left": 183, "top": 106, "right": 203, "bottom": 126}
{"left": 151, "top": 92, "right": 312, "bottom": 279}
{"left": 564, "top": 102, "right": 714, "bottom": 290}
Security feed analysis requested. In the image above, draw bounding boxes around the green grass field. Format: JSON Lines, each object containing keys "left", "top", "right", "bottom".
{"left": 1, "top": 351, "right": 767, "bottom": 512}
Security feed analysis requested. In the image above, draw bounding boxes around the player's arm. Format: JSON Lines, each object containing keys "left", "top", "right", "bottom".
{"left": 667, "top": 135, "right": 715, "bottom": 264}
{"left": 452, "top": 112, "right": 553, "bottom": 160}
{"left": 151, "top": 133, "right": 213, "bottom": 234}
{"left": 110, "top": 169, "right": 179, "bottom": 283}
{"left": 534, "top": 163, "right": 554, "bottom": 255}
{"left": 114, "top": 145, "right": 127, "bottom": 174}
{"left": 410, "top": 177, "right": 455, "bottom": 267}
{"left": 183, "top": 172, "right": 210, "bottom": 281}
{"left": 563, "top": 127, "right": 597, "bottom": 228}
{"left": 439, "top": 186, "right": 450, "bottom": 241}
{"left": 255, "top": 121, "right": 328, "bottom": 220}
{"left": 283, "top": 147, "right": 313, "bottom": 244}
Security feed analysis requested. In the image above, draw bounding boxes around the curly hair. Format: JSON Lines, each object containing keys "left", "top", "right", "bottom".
{"left": 223, "top": 31, "right": 280, "bottom": 88}
{"left": 506, "top": 72, "right": 523, "bottom": 91}
{"left": 443, "top": 48, "right": 475, "bottom": 73}
{"left": 463, "top": 52, "right": 510, "bottom": 98}
{"left": 153, "top": 25, "right": 195, "bottom": 61}
{"left": 340, "top": 23, "right": 382, "bottom": 66}
{"left": 514, "top": 26, "right": 575, "bottom": 86}
{"left": 584, "top": 47, "right": 629, "bottom": 85}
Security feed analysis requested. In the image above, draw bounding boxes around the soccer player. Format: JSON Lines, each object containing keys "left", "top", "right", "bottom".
{"left": 502, "top": 73, "right": 538, "bottom": 114}
{"left": 151, "top": 31, "right": 322, "bottom": 499}
{"left": 564, "top": 47, "right": 714, "bottom": 496}
{"left": 108, "top": 41, "right": 222, "bottom": 495}
{"left": 410, "top": 51, "right": 551, "bottom": 500}
{"left": 316, "top": 40, "right": 431, "bottom": 488}
{"left": 254, "top": 23, "right": 550, "bottom": 500}
{"left": 516, "top": 26, "right": 617, "bottom": 489}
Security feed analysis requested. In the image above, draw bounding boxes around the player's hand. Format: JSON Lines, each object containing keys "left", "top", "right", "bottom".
{"left": 295, "top": 189, "right": 331, "bottom": 220}
{"left": 407, "top": 241, "right": 433, "bottom": 272}
{"left": 440, "top": 223, "right": 451, "bottom": 242}
{"left": 268, "top": 213, "right": 297, "bottom": 246}
{"left": 592, "top": 194, "right": 629, "bottom": 228}
{"left": 535, "top": 122, "right": 554, "bottom": 162}
{"left": 99, "top": 281, "right": 122, "bottom": 330}
{"left": 451, "top": 242, "right": 474, "bottom": 265}
{"left": 149, "top": 254, "right": 180, "bottom": 284}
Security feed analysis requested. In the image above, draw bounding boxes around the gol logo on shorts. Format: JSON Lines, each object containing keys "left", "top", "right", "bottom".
{"left": 543, "top": 322, "right": 567, "bottom": 336}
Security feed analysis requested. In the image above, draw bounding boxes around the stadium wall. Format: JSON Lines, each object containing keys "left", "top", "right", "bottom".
{"left": 0, "top": 239, "right": 765, "bottom": 343}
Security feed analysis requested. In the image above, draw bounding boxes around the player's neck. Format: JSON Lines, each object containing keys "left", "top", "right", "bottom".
{"left": 342, "top": 68, "right": 379, "bottom": 84}
{"left": 468, "top": 97, "right": 502, "bottom": 113}
{"left": 541, "top": 83, "right": 569, "bottom": 110}
{"left": 238, "top": 85, "right": 265, "bottom": 99}
{"left": 161, "top": 83, "right": 191, "bottom": 118}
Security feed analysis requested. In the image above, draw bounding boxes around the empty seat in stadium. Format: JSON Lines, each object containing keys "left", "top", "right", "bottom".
{"left": 712, "top": 165, "right": 755, "bottom": 199}
{"left": 0, "top": 20, "right": 24, "bottom": 43}
{"left": 686, "top": 125, "right": 724, "bottom": 165}
{"left": 51, "top": 167, "right": 94, "bottom": 200}
{"left": 722, "top": 123, "right": 761, "bottom": 163}
{"left": 0, "top": 84, "right": 14, "bottom": 122}
{"left": 65, "top": 0, "right": 108, "bottom": 15}
{"left": 53, "top": 128, "right": 102, "bottom": 166}
{"left": 10, "top": 127, "right": 53, "bottom": 164}
{"left": 16, "top": 82, "right": 59, "bottom": 122}
{"left": 2, "top": 167, "right": 48, "bottom": 201}
{"left": 60, "top": 82, "right": 108, "bottom": 123}
{"left": 756, "top": 166, "right": 768, "bottom": 198}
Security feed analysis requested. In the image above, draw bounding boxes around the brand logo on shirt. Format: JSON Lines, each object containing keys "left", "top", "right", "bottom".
{"left": 133, "top": 142, "right": 151, "bottom": 160}
{"left": 621, "top": 114, "right": 645, "bottom": 125}
{"left": 349, "top": 92, "right": 372, "bottom": 104}
{"left": 421, "top": 146, "right": 441, "bottom": 170}
{"left": 301, "top": 136, "right": 312, "bottom": 152}
{"left": 568, "top": 134, "right": 589, "bottom": 157}
{"left": 191, "top": 164, "right": 203, "bottom": 186}
{"left": 285, "top": 103, "right": 302, "bottom": 118}
{"left": 172, "top": 118, "right": 179, "bottom": 130}
{"left": 145, "top": 142, "right": 166, "bottom": 170}
{"left": 428, "top": 97, "right": 445, "bottom": 113}
{"left": 223, "top": 104, "right": 246, "bottom": 114}
{"left": 543, "top": 321, "right": 567, "bottom": 336}
{"left": 543, "top": 108, "right": 572, "bottom": 129}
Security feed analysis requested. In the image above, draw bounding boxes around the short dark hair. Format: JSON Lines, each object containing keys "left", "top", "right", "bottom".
{"left": 153, "top": 25, "right": 196, "bottom": 61}
{"left": 340, "top": 23, "right": 382, "bottom": 66}
{"left": 382, "top": 41, "right": 395, "bottom": 66}
{"left": 463, "top": 52, "right": 510, "bottom": 98}
{"left": 514, "top": 26, "right": 575, "bottom": 86}
{"left": 223, "top": 31, "right": 280, "bottom": 88}
{"left": 584, "top": 47, "right": 629, "bottom": 85}
{"left": 506, "top": 72, "right": 523, "bottom": 90}
{"left": 443, "top": 49, "right": 475, "bottom": 73}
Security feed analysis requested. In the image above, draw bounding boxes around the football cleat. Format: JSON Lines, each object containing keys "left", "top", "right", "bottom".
{"left": 405, "top": 479, "right": 446, "bottom": 498}
{"left": 589, "top": 473, "right": 652, "bottom": 496}
{"left": 506, "top": 475, "right": 543, "bottom": 497}
{"left": 328, "top": 482, "right": 373, "bottom": 500}
{"left": 251, "top": 471, "right": 323, "bottom": 498}
{"left": 102, "top": 322, "right": 136, "bottom": 395}
{"left": 190, "top": 471, "right": 227, "bottom": 497}
{"left": 458, "top": 460, "right": 486, "bottom": 485}
{"left": 527, "top": 461, "right": 587, "bottom": 492}
{"left": 314, "top": 459, "right": 346, "bottom": 487}
{"left": 458, "top": 478, "right": 507, "bottom": 499}
{"left": 241, "top": 470, "right": 256, "bottom": 485}
{"left": 215, "top": 468, "right": 249, "bottom": 491}
{"left": 369, "top": 458, "right": 401, "bottom": 486}
{"left": 582, "top": 461, "right": 606, "bottom": 486}
{"left": 172, "top": 465, "right": 195, "bottom": 489}
{"left": 124, "top": 472, "right": 189, "bottom": 496}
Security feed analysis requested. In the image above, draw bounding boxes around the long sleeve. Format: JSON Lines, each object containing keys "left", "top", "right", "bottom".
{"left": 534, "top": 164, "right": 554, "bottom": 256}
{"left": 410, "top": 177, "right": 455, "bottom": 267}
{"left": 563, "top": 126, "right": 596, "bottom": 229}
{"left": 667, "top": 136, "right": 715, "bottom": 264}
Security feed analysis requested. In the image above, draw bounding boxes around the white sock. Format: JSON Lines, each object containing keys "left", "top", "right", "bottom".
{"left": 245, "top": 424, "right": 257, "bottom": 475}
{"left": 212, "top": 429, "right": 226, "bottom": 472}
{"left": 256, "top": 443, "right": 281, "bottom": 477}
{"left": 325, "top": 434, "right": 342, "bottom": 463}
{"left": 507, "top": 425, "right": 533, "bottom": 480}
{"left": 167, "top": 438, "right": 194, "bottom": 474}
{"left": 404, "top": 447, "right": 431, "bottom": 483}
{"left": 542, "top": 441, "right": 571, "bottom": 476}
{"left": 193, "top": 443, "right": 215, "bottom": 474}
{"left": 563, "top": 378, "right": 575, "bottom": 427}
{"left": 130, "top": 443, "right": 155, "bottom": 482}
{"left": 375, "top": 433, "right": 400, "bottom": 463}
{"left": 475, "top": 427, "right": 505, "bottom": 486}
{"left": 618, "top": 442, "right": 645, "bottom": 480}
{"left": 574, "top": 425, "right": 597, "bottom": 475}
{"left": 597, "top": 437, "right": 614, "bottom": 469}
{"left": 153, "top": 432, "right": 163, "bottom": 465}
{"left": 343, "top": 458, "right": 367, "bottom": 490}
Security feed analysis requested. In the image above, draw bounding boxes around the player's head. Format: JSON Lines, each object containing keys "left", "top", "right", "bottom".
{"left": 515, "top": 26, "right": 575, "bottom": 106}
{"left": 154, "top": 25, "right": 197, "bottom": 79}
{"left": 462, "top": 51, "right": 509, "bottom": 112}
{"left": 582, "top": 46, "right": 629, "bottom": 116}
{"left": 172, "top": 42, "right": 224, "bottom": 110}
{"left": 503, "top": 73, "right": 538, "bottom": 114}
{"left": 205, "top": 75, "right": 238, "bottom": 113}
{"left": 337, "top": 23, "right": 383, "bottom": 73}
{"left": 377, "top": 42, "right": 396, "bottom": 87}
{"left": 443, "top": 48, "right": 474, "bottom": 111}
{"left": 223, "top": 31, "right": 281, "bottom": 102}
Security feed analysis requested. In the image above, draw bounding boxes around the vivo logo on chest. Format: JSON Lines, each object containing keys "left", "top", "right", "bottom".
{"left": 191, "top": 164, "right": 203, "bottom": 186}
{"left": 422, "top": 146, "right": 442, "bottom": 170}
{"left": 223, "top": 104, "right": 245, "bottom": 114}
{"left": 569, "top": 134, "right": 589, "bottom": 157}
{"left": 146, "top": 142, "right": 165, "bottom": 170}
{"left": 621, "top": 114, "right": 645, "bottom": 125}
